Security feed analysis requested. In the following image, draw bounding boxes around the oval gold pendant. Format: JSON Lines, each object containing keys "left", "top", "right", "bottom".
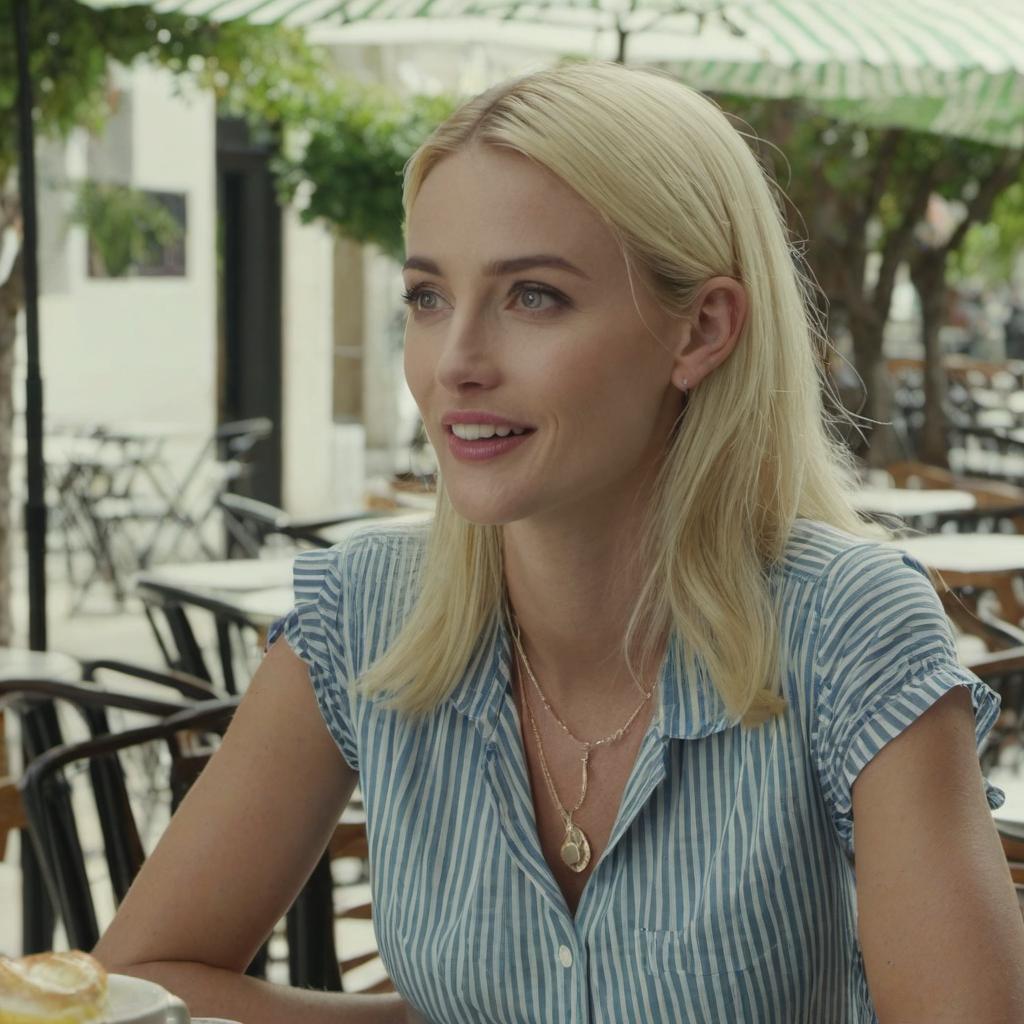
{"left": 560, "top": 823, "right": 591, "bottom": 873}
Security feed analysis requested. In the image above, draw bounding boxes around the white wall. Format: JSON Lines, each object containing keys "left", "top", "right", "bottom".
{"left": 281, "top": 201, "right": 336, "bottom": 515}
{"left": 28, "top": 65, "right": 218, "bottom": 485}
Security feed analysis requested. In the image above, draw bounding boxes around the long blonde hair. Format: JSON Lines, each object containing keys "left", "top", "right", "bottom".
{"left": 357, "top": 59, "right": 891, "bottom": 726}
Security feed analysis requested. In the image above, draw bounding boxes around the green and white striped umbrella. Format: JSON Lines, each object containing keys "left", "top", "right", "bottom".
{"left": 77, "top": 0, "right": 1024, "bottom": 147}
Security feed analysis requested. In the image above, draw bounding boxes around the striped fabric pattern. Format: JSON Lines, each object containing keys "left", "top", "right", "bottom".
{"left": 267, "top": 516, "right": 1004, "bottom": 1023}
{"left": 79, "top": 0, "right": 1024, "bottom": 147}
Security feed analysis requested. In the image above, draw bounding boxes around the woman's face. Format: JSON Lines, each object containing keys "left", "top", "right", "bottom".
{"left": 402, "top": 144, "right": 687, "bottom": 528}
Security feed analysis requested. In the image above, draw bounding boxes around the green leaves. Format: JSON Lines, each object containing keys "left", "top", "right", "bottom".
{"left": 272, "top": 86, "right": 456, "bottom": 259}
{"left": 1, "top": 1, "right": 455, "bottom": 257}
{"left": 68, "top": 180, "right": 183, "bottom": 277}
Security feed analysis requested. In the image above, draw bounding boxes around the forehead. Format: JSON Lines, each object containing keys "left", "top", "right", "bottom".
{"left": 405, "top": 145, "right": 614, "bottom": 259}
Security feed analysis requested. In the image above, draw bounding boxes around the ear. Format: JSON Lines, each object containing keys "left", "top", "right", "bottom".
{"left": 670, "top": 277, "right": 747, "bottom": 392}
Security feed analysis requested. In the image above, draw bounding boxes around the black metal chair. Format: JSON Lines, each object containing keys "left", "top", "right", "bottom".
{"left": 18, "top": 699, "right": 344, "bottom": 991}
{"left": 1, "top": 674, "right": 204, "bottom": 953}
{"left": 217, "top": 493, "right": 394, "bottom": 552}
{"left": 135, "top": 578, "right": 264, "bottom": 695}
{"left": 135, "top": 417, "right": 275, "bottom": 566}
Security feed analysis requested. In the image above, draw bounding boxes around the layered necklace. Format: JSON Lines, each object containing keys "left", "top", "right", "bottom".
{"left": 507, "top": 606, "right": 658, "bottom": 874}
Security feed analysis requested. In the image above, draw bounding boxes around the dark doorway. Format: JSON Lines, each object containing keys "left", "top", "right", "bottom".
{"left": 216, "top": 117, "right": 282, "bottom": 506}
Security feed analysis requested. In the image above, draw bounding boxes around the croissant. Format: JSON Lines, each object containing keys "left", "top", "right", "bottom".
{"left": 0, "top": 950, "right": 108, "bottom": 1023}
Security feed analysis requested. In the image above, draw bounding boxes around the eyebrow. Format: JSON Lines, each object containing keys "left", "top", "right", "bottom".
{"left": 402, "top": 254, "right": 590, "bottom": 280}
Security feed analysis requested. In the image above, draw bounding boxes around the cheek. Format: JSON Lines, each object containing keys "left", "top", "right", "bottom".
{"left": 403, "top": 343, "right": 428, "bottom": 404}
{"left": 547, "top": 332, "right": 666, "bottom": 436}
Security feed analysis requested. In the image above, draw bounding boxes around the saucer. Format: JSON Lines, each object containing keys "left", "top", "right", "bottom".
{"left": 103, "top": 974, "right": 188, "bottom": 1023}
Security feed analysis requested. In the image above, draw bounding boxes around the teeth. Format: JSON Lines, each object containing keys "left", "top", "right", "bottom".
{"left": 451, "top": 423, "right": 529, "bottom": 440}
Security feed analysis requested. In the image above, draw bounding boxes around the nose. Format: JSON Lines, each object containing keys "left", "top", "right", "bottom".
{"left": 434, "top": 309, "right": 503, "bottom": 394}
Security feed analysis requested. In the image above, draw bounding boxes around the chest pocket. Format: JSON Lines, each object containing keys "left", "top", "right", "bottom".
{"left": 640, "top": 921, "right": 778, "bottom": 977}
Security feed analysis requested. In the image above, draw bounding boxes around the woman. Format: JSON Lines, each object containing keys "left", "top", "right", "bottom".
{"left": 95, "top": 60, "right": 1024, "bottom": 1022}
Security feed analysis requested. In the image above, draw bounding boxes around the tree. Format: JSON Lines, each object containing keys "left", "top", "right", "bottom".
{"left": 905, "top": 146, "right": 1023, "bottom": 466}
{"left": 711, "top": 92, "right": 1023, "bottom": 467}
{"left": 0, "top": 0, "right": 323, "bottom": 642}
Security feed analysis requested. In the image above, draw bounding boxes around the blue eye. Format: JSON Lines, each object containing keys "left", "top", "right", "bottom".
{"left": 512, "top": 284, "right": 569, "bottom": 311}
{"left": 401, "top": 286, "right": 439, "bottom": 311}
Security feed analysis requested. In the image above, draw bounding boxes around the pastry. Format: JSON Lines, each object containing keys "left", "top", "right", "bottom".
{"left": 0, "top": 950, "right": 108, "bottom": 1023}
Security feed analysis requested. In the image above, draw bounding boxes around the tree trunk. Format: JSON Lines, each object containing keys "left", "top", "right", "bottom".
{"left": 909, "top": 248, "right": 950, "bottom": 468}
{"left": 847, "top": 307, "right": 906, "bottom": 467}
{"left": 0, "top": 235, "right": 23, "bottom": 648}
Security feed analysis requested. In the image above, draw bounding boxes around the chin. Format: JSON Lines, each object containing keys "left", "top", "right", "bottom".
{"left": 444, "top": 482, "right": 532, "bottom": 527}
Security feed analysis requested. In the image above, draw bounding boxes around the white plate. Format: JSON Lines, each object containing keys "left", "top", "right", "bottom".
{"left": 103, "top": 974, "right": 189, "bottom": 1023}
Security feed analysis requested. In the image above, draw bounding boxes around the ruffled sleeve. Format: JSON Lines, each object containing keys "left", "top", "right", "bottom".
{"left": 266, "top": 548, "right": 361, "bottom": 773}
{"left": 811, "top": 544, "right": 1004, "bottom": 858}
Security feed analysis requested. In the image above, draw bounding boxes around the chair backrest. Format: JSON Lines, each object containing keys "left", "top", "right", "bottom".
{"left": 217, "top": 492, "right": 290, "bottom": 556}
{"left": 996, "top": 819, "right": 1024, "bottom": 918}
{"left": 136, "top": 580, "right": 261, "bottom": 695}
{"left": 19, "top": 698, "right": 363, "bottom": 992}
{"left": 1, "top": 677, "right": 195, "bottom": 951}
{"left": 19, "top": 699, "right": 238, "bottom": 951}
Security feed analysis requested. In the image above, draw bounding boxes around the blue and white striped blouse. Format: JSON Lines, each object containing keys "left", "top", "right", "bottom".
{"left": 267, "top": 517, "right": 1005, "bottom": 1024}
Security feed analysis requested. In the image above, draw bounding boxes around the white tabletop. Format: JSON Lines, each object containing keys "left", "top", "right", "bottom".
{"left": 0, "top": 648, "right": 81, "bottom": 683}
{"left": 853, "top": 487, "right": 976, "bottom": 517}
{"left": 316, "top": 509, "right": 431, "bottom": 545}
{"left": 894, "top": 533, "right": 1024, "bottom": 574}
{"left": 136, "top": 558, "right": 296, "bottom": 593}
{"left": 227, "top": 587, "right": 295, "bottom": 625}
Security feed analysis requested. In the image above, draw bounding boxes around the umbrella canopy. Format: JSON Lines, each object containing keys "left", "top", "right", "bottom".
{"left": 78, "top": 0, "right": 1024, "bottom": 148}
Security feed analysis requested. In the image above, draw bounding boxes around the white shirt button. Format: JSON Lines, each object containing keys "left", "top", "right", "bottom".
{"left": 558, "top": 945, "right": 573, "bottom": 968}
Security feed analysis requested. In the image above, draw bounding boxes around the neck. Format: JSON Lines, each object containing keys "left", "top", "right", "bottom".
{"left": 500, "top": 506, "right": 666, "bottom": 708}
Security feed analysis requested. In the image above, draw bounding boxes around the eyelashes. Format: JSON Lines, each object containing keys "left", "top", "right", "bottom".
{"left": 400, "top": 282, "right": 568, "bottom": 316}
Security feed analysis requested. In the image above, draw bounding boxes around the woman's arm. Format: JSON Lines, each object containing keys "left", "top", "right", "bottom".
{"left": 93, "top": 639, "right": 415, "bottom": 1023}
{"left": 854, "top": 686, "right": 1024, "bottom": 1023}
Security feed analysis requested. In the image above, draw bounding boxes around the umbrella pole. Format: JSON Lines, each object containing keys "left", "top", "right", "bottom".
{"left": 13, "top": 0, "right": 48, "bottom": 652}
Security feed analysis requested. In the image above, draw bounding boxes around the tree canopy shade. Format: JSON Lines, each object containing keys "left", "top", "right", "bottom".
{"left": 77, "top": 0, "right": 1024, "bottom": 148}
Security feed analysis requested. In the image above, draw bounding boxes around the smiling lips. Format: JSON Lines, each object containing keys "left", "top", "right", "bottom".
{"left": 449, "top": 423, "right": 532, "bottom": 440}
{"left": 441, "top": 411, "right": 536, "bottom": 460}
{"left": 445, "top": 425, "right": 536, "bottom": 462}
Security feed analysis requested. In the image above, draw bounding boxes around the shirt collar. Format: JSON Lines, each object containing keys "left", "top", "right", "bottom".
{"left": 448, "top": 608, "right": 735, "bottom": 742}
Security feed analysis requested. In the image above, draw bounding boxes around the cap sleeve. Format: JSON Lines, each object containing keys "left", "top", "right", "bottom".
{"left": 266, "top": 548, "right": 360, "bottom": 773}
{"left": 811, "top": 544, "right": 1004, "bottom": 858}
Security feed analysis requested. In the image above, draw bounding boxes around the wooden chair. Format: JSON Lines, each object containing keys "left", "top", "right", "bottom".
{"left": 995, "top": 819, "right": 1024, "bottom": 916}
{"left": 960, "top": 646, "right": 1024, "bottom": 774}
{"left": 1, "top": 663, "right": 218, "bottom": 950}
{"left": 217, "top": 493, "right": 393, "bottom": 552}
{"left": 18, "top": 699, "right": 386, "bottom": 992}
{"left": 136, "top": 578, "right": 262, "bottom": 695}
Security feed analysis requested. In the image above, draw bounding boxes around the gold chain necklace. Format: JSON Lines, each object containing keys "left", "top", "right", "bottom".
{"left": 508, "top": 609, "right": 657, "bottom": 874}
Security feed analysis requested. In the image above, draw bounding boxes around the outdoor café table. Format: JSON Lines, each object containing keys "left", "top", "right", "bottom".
{"left": 314, "top": 508, "right": 431, "bottom": 545}
{"left": 853, "top": 487, "right": 976, "bottom": 519}
{"left": 138, "top": 556, "right": 295, "bottom": 594}
{"left": 893, "top": 534, "right": 1024, "bottom": 635}
{"left": 896, "top": 534, "right": 1024, "bottom": 576}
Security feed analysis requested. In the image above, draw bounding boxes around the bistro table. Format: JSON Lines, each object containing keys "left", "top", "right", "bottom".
{"left": 856, "top": 487, "right": 974, "bottom": 520}
{"left": 896, "top": 534, "right": 1024, "bottom": 576}
{"left": 854, "top": 487, "right": 976, "bottom": 519}
{"left": 893, "top": 533, "right": 1024, "bottom": 647}
{"left": 133, "top": 511, "right": 432, "bottom": 688}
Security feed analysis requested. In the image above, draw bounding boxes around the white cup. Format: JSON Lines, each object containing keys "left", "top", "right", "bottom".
{"left": 104, "top": 974, "right": 189, "bottom": 1023}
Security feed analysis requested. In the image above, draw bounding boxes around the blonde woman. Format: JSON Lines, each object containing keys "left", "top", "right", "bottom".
{"left": 96, "top": 61, "right": 1024, "bottom": 1022}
